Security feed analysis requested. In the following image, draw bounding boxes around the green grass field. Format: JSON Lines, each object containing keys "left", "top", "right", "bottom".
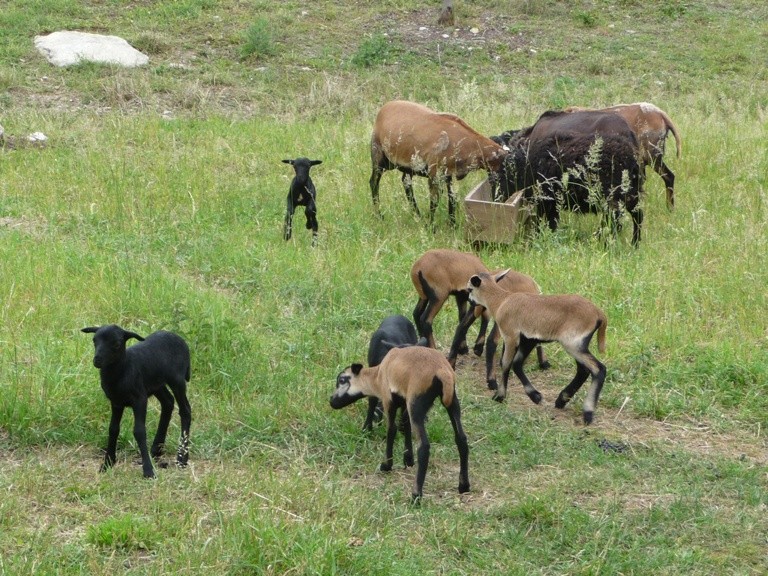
{"left": 1, "top": 1, "right": 767, "bottom": 574}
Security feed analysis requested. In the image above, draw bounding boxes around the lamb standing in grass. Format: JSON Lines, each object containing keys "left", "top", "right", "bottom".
{"left": 466, "top": 271, "right": 608, "bottom": 424}
{"left": 82, "top": 324, "right": 192, "bottom": 478}
{"left": 282, "top": 157, "right": 322, "bottom": 246}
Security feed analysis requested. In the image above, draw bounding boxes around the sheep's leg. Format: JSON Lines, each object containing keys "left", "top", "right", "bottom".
{"left": 511, "top": 337, "right": 543, "bottom": 404}
{"left": 131, "top": 401, "right": 155, "bottom": 478}
{"left": 413, "top": 297, "right": 429, "bottom": 339}
{"left": 485, "top": 322, "right": 501, "bottom": 390}
{"left": 453, "top": 292, "right": 471, "bottom": 354}
{"left": 283, "top": 198, "right": 295, "bottom": 241}
{"left": 401, "top": 172, "right": 421, "bottom": 216}
{"left": 582, "top": 357, "right": 606, "bottom": 425}
{"left": 304, "top": 205, "right": 318, "bottom": 247}
{"left": 554, "top": 362, "right": 590, "bottom": 411}
{"left": 447, "top": 307, "right": 479, "bottom": 367}
{"left": 150, "top": 387, "right": 175, "bottom": 458}
{"left": 536, "top": 344, "right": 551, "bottom": 370}
{"left": 101, "top": 404, "right": 125, "bottom": 472}
{"left": 650, "top": 153, "right": 675, "bottom": 210}
{"left": 408, "top": 397, "right": 433, "bottom": 504}
{"left": 446, "top": 176, "right": 457, "bottom": 226}
{"left": 362, "top": 397, "right": 382, "bottom": 432}
{"left": 379, "top": 406, "right": 398, "bottom": 472}
{"left": 444, "top": 394, "right": 470, "bottom": 496}
{"left": 369, "top": 167, "right": 385, "bottom": 217}
{"left": 496, "top": 336, "right": 516, "bottom": 401}
{"left": 171, "top": 385, "right": 192, "bottom": 467}
{"left": 427, "top": 177, "right": 441, "bottom": 225}
{"left": 401, "top": 408, "right": 414, "bottom": 468}
{"left": 419, "top": 295, "right": 447, "bottom": 349}
{"left": 473, "top": 311, "right": 490, "bottom": 357}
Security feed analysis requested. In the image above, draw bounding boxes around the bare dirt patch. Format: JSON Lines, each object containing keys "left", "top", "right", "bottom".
{"left": 452, "top": 351, "right": 767, "bottom": 464}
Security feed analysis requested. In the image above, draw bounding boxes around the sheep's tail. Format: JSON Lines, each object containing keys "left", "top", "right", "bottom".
{"left": 596, "top": 314, "right": 608, "bottom": 354}
{"left": 660, "top": 109, "right": 682, "bottom": 159}
{"left": 437, "top": 373, "right": 456, "bottom": 408}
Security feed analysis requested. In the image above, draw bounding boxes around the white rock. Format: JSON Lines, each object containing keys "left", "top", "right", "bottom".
{"left": 34, "top": 31, "right": 149, "bottom": 68}
{"left": 28, "top": 132, "right": 48, "bottom": 142}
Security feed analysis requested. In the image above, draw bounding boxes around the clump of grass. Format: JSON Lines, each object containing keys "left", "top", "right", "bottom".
{"left": 350, "top": 34, "right": 399, "bottom": 68}
{"left": 241, "top": 18, "right": 276, "bottom": 59}
{"left": 86, "top": 515, "right": 160, "bottom": 551}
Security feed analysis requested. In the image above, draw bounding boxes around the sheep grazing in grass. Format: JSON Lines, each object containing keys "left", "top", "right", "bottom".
{"left": 361, "top": 314, "right": 421, "bottom": 432}
{"left": 565, "top": 102, "right": 682, "bottom": 209}
{"left": 369, "top": 100, "right": 508, "bottom": 225}
{"left": 497, "top": 110, "right": 645, "bottom": 246}
{"left": 331, "top": 345, "right": 470, "bottom": 503}
{"left": 82, "top": 324, "right": 192, "bottom": 478}
{"left": 410, "top": 248, "right": 489, "bottom": 350}
{"left": 466, "top": 271, "right": 608, "bottom": 425}
{"left": 282, "top": 157, "right": 322, "bottom": 246}
{"left": 447, "top": 268, "right": 550, "bottom": 389}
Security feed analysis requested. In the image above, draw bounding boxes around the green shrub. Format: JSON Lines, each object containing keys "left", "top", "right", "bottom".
{"left": 242, "top": 18, "right": 276, "bottom": 59}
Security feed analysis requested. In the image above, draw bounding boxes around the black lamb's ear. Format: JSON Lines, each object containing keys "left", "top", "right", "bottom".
{"left": 470, "top": 275, "right": 482, "bottom": 287}
{"left": 351, "top": 363, "right": 364, "bottom": 375}
{"left": 123, "top": 330, "right": 145, "bottom": 342}
{"left": 310, "top": 159, "right": 322, "bottom": 166}
{"left": 81, "top": 326, "right": 99, "bottom": 334}
{"left": 282, "top": 159, "right": 294, "bottom": 165}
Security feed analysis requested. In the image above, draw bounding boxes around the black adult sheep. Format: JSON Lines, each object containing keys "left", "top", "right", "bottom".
{"left": 497, "top": 110, "right": 645, "bottom": 246}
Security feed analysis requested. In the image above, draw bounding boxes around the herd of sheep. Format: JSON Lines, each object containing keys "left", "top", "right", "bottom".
{"left": 84, "top": 98, "right": 681, "bottom": 502}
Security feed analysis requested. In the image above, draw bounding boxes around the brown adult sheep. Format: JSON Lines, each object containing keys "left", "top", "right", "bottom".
{"left": 369, "top": 100, "right": 508, "bottom": 225}
{"left": 565, "top": 102, "right": 682, "bottom": 209}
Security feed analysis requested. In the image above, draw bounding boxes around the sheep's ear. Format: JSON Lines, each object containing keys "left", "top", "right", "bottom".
{"left": 123, "top": 330, "right": 145, "bottom": 342}
{"left": 469, "top": 275, "right": 482, "bottom": 287}
{"left": 81, "top": 326, "right": 99, "bottom": 334}
{"left": 351, "top": 363, "right": 364, "bottom": 375}
{"left": 310, "top": 159, "right": 322, "bottom": 166}
{"left": 282, "top": 159, "right": 294, "bottom": 165}
{"left": 494, "top": 269, "right": 511, "bottom": 282}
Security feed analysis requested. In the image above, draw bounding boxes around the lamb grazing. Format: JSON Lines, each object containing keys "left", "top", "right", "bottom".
{"left": 411, "top": 248, "right": 489, "bottom": 350}
{"left": 361, "top": 314, "right": 421, "bottom": 432}
{"left": 498, "top": 110, "right": 644, "bottom": 246}
{"left": 81, "top": 324, "right": 192, "bottom": 478}
{"left": 466, "top": 271, "right": 608, "bottom": 425}
{"left": 369, "top": 100, "right": 508, "bottom": 225}
{"left": 565, "top": 103, "right": 682, "bottom": 209}
{"left": 447, "top": 268, "right": 550, "bottom": 390}
{"left": 282, "top": 157, "right": 322, "bottom": 246}
{"left": 331, "top": 345, "right": 470, "bottom": 503}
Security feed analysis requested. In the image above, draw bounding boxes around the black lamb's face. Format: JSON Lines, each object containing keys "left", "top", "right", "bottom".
{"left": 81, "top": 325, "right": 143, "bottom": 369}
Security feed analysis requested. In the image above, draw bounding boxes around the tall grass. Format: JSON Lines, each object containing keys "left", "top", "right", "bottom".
{"left": 1, "top": 0, "right": 767, "bottom": 574}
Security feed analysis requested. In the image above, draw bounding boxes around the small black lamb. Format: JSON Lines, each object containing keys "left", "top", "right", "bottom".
{"left": 282, "top": 157, "right": 322, "bottom": 246}
{"left": 81, "top": 324, "right": 192, "bottom": 478}
{"left": 362, "top": 314, "right": 420, "bottom": 431}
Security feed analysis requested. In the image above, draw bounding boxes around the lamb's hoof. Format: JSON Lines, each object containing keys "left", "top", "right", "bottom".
{"left": 143, "top": 470, "right": 157, "bottom": 479}
{"left": 458, "top": 482, "right": 470, "bottom": 494}
{"left": 487, "top": 379, "right": 498, "bottom": 391}
{"left": 457, "top": 343, "right": 469, "bottom": 355}
{"left": 410, "top": 493, "right": 422, "bottom": 506}
{"left": 530, "top": 392, "right": 543, "bottom": 404}
{"left": 583, "top": 411, "right": 594, "bottom": 425}
{"left": 403, "top": 451, "right": 414, "bottom": 468}
{"left": 554, "top": 396, "right": 568, "bottom": 409}
{"left": 539, "top": 361, "right": 551, "bottom": 370}
{"left": 473, "top": 343, "right": 484, "bottom": 356}
{"left": 380, "top": 462, "right": 393, "bottom": 473}
{"left": 492, "top": 393, "right": 505, "bottom": 403}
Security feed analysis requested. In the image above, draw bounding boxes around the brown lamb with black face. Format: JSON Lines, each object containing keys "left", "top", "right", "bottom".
{"left": 331, "top": 345, "right": 469, "bottom": 503}
{"left": 467, "top": 271, "right": 608, "bottom": 425}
